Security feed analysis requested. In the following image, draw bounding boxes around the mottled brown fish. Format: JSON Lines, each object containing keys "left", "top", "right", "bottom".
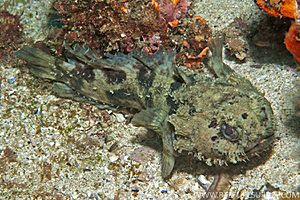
{"left": 16, "top": 37, "right": 274, "bottom": 178}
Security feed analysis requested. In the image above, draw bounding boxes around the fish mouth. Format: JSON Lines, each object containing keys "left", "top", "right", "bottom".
{"left": 245, "top": 133, "right": 275, "bottom": 157}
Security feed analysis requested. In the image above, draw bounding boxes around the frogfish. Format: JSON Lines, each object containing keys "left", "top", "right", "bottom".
{"left": 16, "top": 37, "right": 274, "bottom": 178}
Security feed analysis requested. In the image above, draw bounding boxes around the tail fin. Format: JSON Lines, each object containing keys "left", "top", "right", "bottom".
{"left": 16, "top": 47, "right": 59, "bottom": 80}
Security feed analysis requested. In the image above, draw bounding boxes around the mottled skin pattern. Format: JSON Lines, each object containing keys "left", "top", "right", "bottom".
{"left": 16, "top": 37, "right": 274, "bottom": 179}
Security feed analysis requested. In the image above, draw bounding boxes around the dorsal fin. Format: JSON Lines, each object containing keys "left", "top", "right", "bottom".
{"left": 64, "top": 43, "right": 195, "bottom": 85}
{"left": 207, "top": 36, "right": 234, "bottom": 80}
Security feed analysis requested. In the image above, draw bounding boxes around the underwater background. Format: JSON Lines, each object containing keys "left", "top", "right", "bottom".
{"left": 0, "top": 0, "right": 299, "bottom": 199}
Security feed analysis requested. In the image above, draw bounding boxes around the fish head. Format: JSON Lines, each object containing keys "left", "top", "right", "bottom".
{"left": 169, "top": 81, "right": 274, "bottom": 166}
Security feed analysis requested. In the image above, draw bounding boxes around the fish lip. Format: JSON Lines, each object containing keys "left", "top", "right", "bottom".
{"left": 244, "top": 132, "right": 275, "bottom": 156}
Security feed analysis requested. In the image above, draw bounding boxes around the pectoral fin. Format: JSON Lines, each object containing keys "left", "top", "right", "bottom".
{"left": 131, "top": 108, "right": 168, "bottom": 133}
{"left": 161, "top": 128, "right": 175, "bottom": 178}
{"left": 132, "top": 108, "right": 175, "bottom": 178}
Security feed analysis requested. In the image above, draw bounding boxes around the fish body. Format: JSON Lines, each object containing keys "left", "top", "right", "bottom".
{"left": 16, "top": 38, "right": 274, "bottom": 178}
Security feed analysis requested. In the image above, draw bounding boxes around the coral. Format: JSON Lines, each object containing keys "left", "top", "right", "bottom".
{"left": 0, "top": 10, "right": 23, "bottom": 63}
{"left": 256, "top": 0, "right": 296, "bottom": 18}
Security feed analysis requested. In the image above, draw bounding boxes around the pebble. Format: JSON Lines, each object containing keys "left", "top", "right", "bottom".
{"left": 8, "top": 77, "right": 16, "bottom": 84}
{"left": 114, "top": 113, "right": 125, "bottom": 123}
{"left": 129, "top": 146, "right": 156, "bottom": 163}
{"left": 197, "top": 175, "right": 211, "bottom": 191}
{"left": 160, "top": 189, "right": 168, "bottom": 194}
{"left": 48, "top": 141, "right": 55, "bottom": 146}
{"left": 131, "top": 188, "right": 139, "bottom": 192}
{"left": 109, "top": 154, "right": 119, "bottom": 162}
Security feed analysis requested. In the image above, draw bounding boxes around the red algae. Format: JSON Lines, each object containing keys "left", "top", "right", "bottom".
{"left": 50, "top": 0, "right": 170, "bottom": 55}
{"left": 175, "top": 15, "right": 211, "bottom": 69}
{"left": 0, "top": 11, "right": 23, "bottom": 63}
{"left": 46, "top": 0, "right": 211, "bottom": 68}
{"left": 256, "top": 0, "right": 297, "bottom": 18}
{"left": 284, "top": 1, "right": 300, "bottom": 65}
{"left": 285, "top": 22, "right": 300, "bottom": 64}
{"left": 157, "top": 0, "right": 189, "bottom": 26}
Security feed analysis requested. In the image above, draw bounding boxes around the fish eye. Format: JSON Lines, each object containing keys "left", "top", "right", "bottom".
{"left": 220, "top": 123, "right": 239, "bottom": 142}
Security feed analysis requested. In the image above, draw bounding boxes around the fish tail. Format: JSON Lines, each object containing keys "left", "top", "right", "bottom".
{"left": 15, "top": 47, "right": 60, "bottom": 80}
{"left": 16, "top": 44, "right": 179, "bottom": 112}
{"left": 16, "top": 45, "right": 149, "bottom": 110}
